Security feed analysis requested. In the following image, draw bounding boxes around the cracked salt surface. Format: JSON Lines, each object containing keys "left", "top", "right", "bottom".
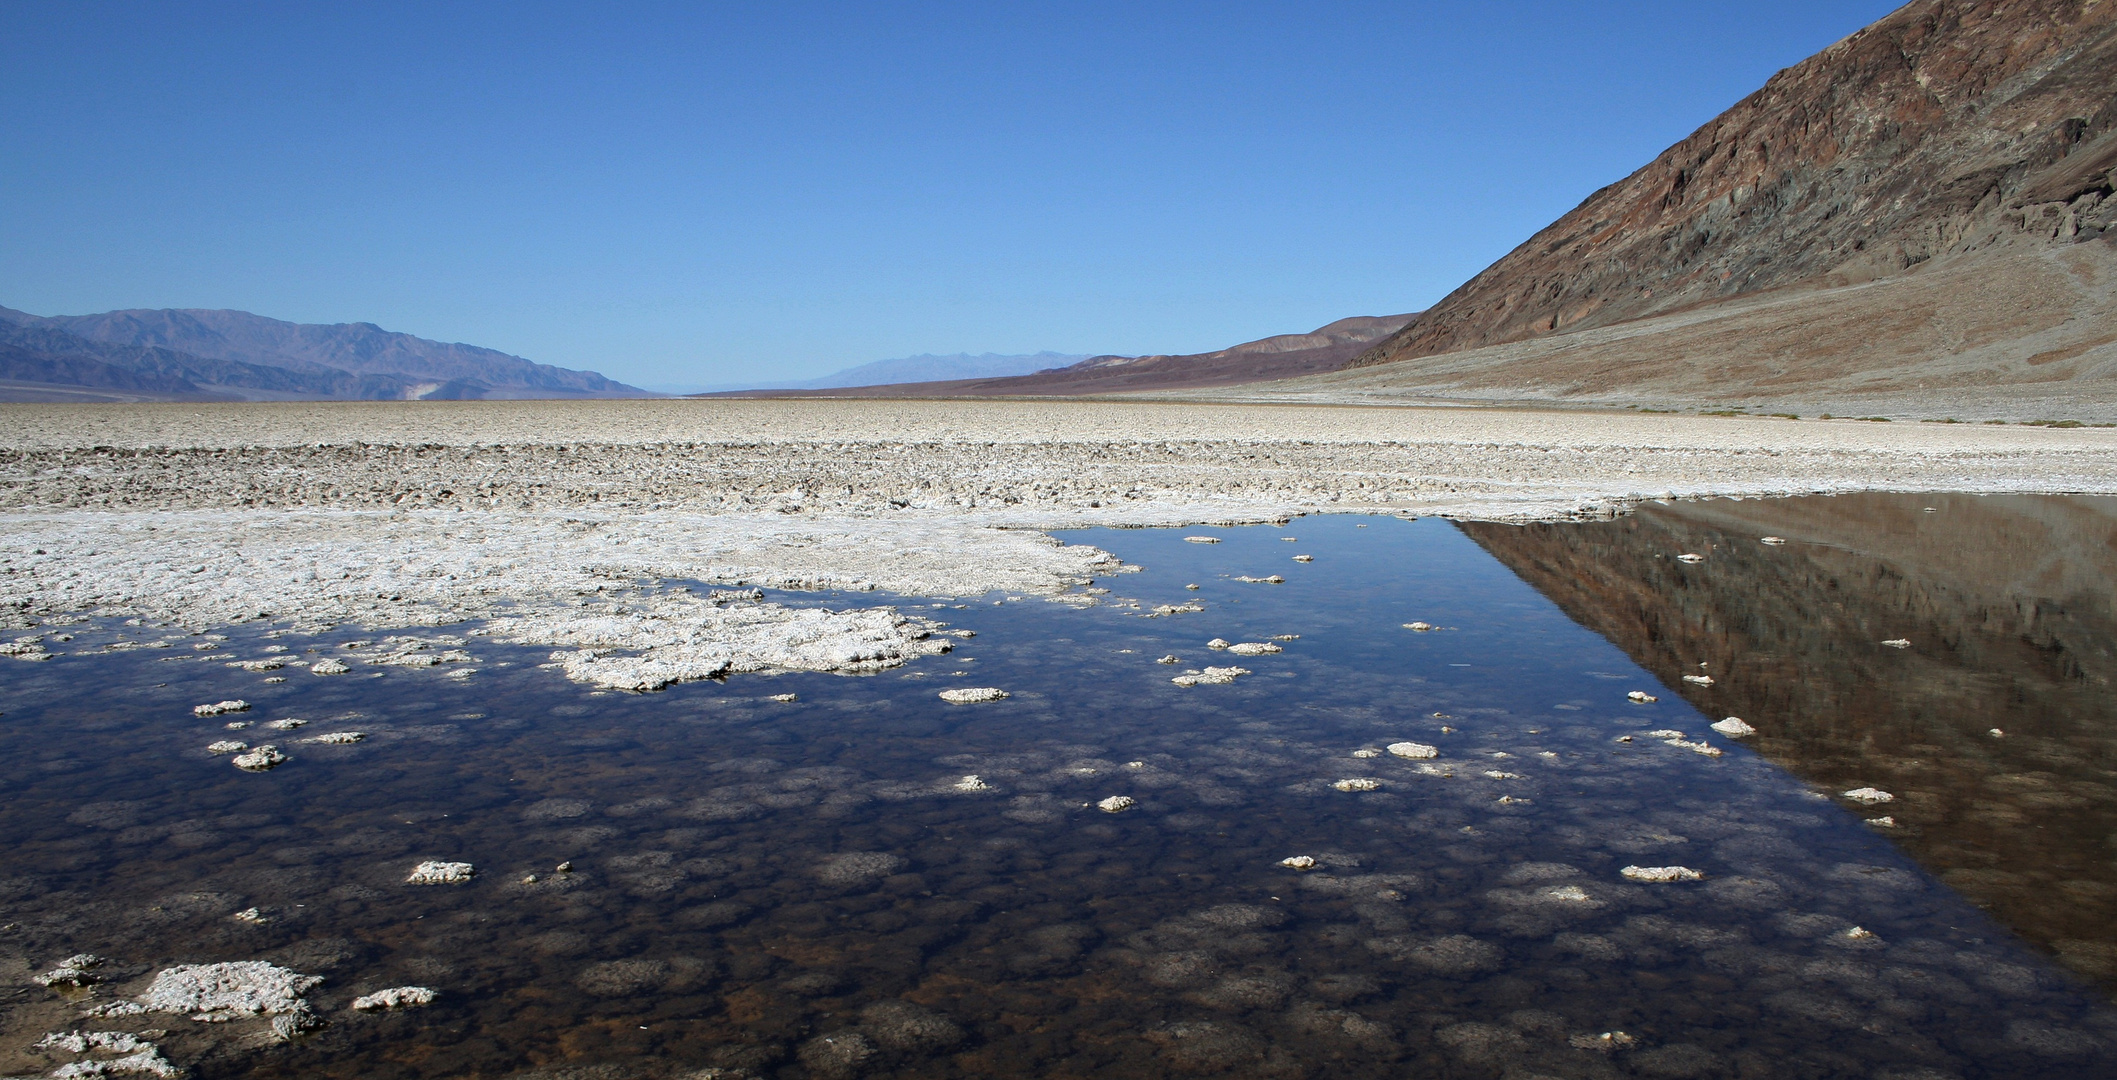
{"left": 0, "top": 511, "right": 2109, "bottom": 1078}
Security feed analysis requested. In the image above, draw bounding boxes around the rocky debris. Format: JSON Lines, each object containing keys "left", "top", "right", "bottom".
{"left": 939, "top": 687, "right": 1008, "bottom": 704}
{"left": 1332, "top": 778, "right": 1382, "bottom": 792}
{"left": 309, "top": 659, "right": 350, "bottom": 675}
{"left": 205, "top": 741, "right": 246, "bottom": 755}
{"left": 1403, "top": 622, "right": 1433, "bottom": 632}
{"left": 1224, "top": 642, "right": 1281, "bottom": 656}
{"left": 406, "top": 861, "right": 475, "bottom": 885}
{"left": 1233, "top": 575, "right": 1285, "bottom": 584}
{"left": 952, "top": 775, "right": 990, "bottom": 792}
{"left": 1682, "top": 674, "right": 1713, "bottom": 685}
{"left": 1627, "top": 691, "right": 1657, "bottom": 703}
{"left": 138, "top": 960, "right": 322, "bottom": 1019}
{"left": 1171, "top": 666, "right": 1249, "bottom": 687}
{"left": 264, "top": 718, "right": 306, "bottom": 730}
{"left": 1183, "top": 536, "right": 1221, "bottom": 544}
{"left": 1676, "top": 553, "right": 1705, "bottom": 564}
{"left": 1096, "top": 795, "right": 1135, "bottom": 813}
{"left": 1621, "top": 865, "right": 1704, "bottom": 883}
{"left": 32, "top": 1030, "right": 180, "bottom": 1078}
{"left": 350, "top": 986, "right": 437, "bottom": 1011}
{"left": 230, "top": 746, "right": 286, "bottom": 771}
{"left": 1281, "top": 856, "right": 1317, "bottom": 870}
{"left": 306, "top": 732, "right": 365, "bottom": 745}
{"left": 1709, "top": 717, "right": 1755, "bottom": 737}
{"left": 1880, "top": 638, "right": 1912, "bottom": 649}
{"left": 191, "top": 700, "right": 248, "bottom": 717}
{"left": 1841, "top": 787, "right": 1895, "bottom": 804}
{"left": 34, "top": 954, "right": 104, "bottom": 988}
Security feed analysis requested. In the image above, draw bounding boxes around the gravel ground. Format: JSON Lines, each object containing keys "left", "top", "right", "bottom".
{"left": 3, "top": 399, "right": 2113, "bottom": 684}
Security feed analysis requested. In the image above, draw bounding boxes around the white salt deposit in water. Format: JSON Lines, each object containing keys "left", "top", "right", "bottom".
{"left": 406, "top": 861, "right": 476, "bottom": 885}
{"left": 939, "top": 687, "right": 1008, "bottom": 704}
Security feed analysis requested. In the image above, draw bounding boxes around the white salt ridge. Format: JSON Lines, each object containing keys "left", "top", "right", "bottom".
{"left": 351, "top": 986, "right": 436, "bottom": 1011}
{"left": 406, "top": 861, "right": 476, "bottom": 885}
{"left": 1621, "top": 865, "right": 1704, "bottom": 883}
{"left": 1281, "top": 855, "right": 1317, "bottom": 869}
{"left": 1627, "top": 691, "right": 1658, "bottom": 703}
{"left": 265, "top": 718, "right": 306, "bottom": 731}
{"left": 230, "top": 745, "right": 286, "bottom": 771}
{"left": 306, "top": 732, "right": 365, "bottom": 745}
{"left": 1233, "top": 575, "right": 1285, "bottom": 584}
{"left": 1759, "top": 536, "right": 1787, "bottom": 545}
{"left": 1292, "top": 554, "right": 1314, "bottom": 562}
{"left": 1664, "top": 738, "right": 1722, "bottom": 757}
{"left": 229, "top": 657, "right": 285, "bottom": 671}
{"left": 192, "top": 700, "right": 248, "bottom": 717}
{"left": 952, "top": 775, "right": 990, "bottom": 792}
{"left": 1332, "top": 778, "right": 1382, "bottom": 792}
{"left": 1676, "top": 553, "right": 1705, "bottom": 563}
{"left": 206, "top": 740, "right": 246, "bottom": 754}
{"left": 1351, "top": 748, "right": 1381, "bottom": 759}
{"left": 1223, "top": 642, "right": 1282, "bottom": 655}
{"left": 1387, "top": 742, "right": 1438, "bottom": 759}
{"left": 34, "top": 954, "right": 103, "bottom": 988}
{"left": 938, "top": 687, "right": 1008, "bottom": 704}
{"left": 1842, "top": 787, "right": 1895, "bottom": 804}
{"left": 1403, "top": 621, "right": 1434, "bottom": 631}
{"left": 1682, "top": 674, "right": 1714, "bottom": 685}
{"left": 1096, "top": 795, "right": 1134, "bottom": 812}
{"left": 1183, "top": 536, "right": 1220, "bottom": 543}
{"left": 1880, "top": 638, "right": 1912, "bottom": 648}
{"left": 1170, "top": 666, "right": 1249, "bottom": 687}
{"left": 309, "top": 658, "right": 350, "bottom": 675}
{"left": 1710, "top": 717, "right": 1756, "bottom": 737}
{"left": 33, "top": 1030, "right": 180, "bottom": 1078}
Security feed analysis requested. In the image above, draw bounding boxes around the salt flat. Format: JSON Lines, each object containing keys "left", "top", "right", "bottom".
{"left": 3, "top": 399, "right": 2113, "bottom": 684}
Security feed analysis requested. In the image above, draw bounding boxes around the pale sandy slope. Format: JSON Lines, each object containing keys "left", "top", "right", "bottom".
{"left": 2, "top": 399, "right": 2112, "bottom": 688}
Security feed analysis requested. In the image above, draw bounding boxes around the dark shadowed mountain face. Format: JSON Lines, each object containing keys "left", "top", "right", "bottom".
{"left": 0, "top": 306, "right": 643, "bottom": 401}
{"left": 1461, "top": 493, "right": 2117, "bottom": 992}
{"left": 715, "top": 314, "right": 1418, "bottom": 398}
{"left": 1351, "top": 0, "right": 2117, "bottom": 373}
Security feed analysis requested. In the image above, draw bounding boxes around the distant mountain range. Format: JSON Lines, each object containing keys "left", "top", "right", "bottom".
{"left": 0, "top": 305, "right": 643, "bottom": 402}
{"left": 709, "top": 314, "right": 1418, "bottom": 398}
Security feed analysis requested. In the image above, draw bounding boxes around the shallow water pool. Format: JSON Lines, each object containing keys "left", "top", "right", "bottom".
{"left": 0, "top": 509, "right": 2111, "bottom": 1079}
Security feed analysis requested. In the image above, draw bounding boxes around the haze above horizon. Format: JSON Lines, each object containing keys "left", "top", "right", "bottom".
{"left": 1, "top": 1, "right": 1900, "bottom": 387}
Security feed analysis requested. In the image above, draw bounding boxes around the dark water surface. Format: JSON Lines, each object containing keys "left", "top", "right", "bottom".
{"left": 2, "top": 509, "right": 2114, "bottom": 1079}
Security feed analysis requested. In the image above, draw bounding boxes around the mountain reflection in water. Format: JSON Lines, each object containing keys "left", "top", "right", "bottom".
{"left": 1463, "top": 493, "right": 2117, "bottom": 992}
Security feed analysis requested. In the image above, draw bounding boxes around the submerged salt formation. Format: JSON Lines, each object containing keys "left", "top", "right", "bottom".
{"left": 1620, "top": 865, "right": 1704, "bottom": 883}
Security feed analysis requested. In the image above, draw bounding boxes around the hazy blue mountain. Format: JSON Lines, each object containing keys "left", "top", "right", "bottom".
{"left": 0, "top": 305, "right": 643, "bottom": 399}
{"left": 791, "top": 351, "right": 1087, "bottom": 389}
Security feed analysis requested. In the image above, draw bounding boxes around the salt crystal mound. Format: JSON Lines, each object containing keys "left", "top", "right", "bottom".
{"left": 230, "top": 745, "right": 286, "bottom": 771}
{"left": 1183, "top": 536, "right": 1221, "bottom": 543}
{"left": 1386, "top": 742, "right": 1438, "bottom": 759}
{"left": 1332, "top": 778, "right": 1382, "bottom": 792}
{"left": 1682, "top": 674, "right": 1714, "bottom": 685}
{"left": 1621, "top": 865, "right": 1705, "bottom": 883}
{"left": 206, "top": 740, "right": 246, "bottom": 754}
{"left": 406, "top": 860, "right": 475, "bottom": 885}
{"left": 264, "top": 718, "right": 306, "bottom": 730}
{"left": 1710, "top": 716, "right": 1756, "bottom": 736}
{"left": 192, "top": 700, "right": 249, "bottom": 717}
{"left": 1222, "top": 642, "right": 1282, "bottom": 656}
{"left": 1097, "top": 795, "right": 1135, "bottom": 812}
{"left": 1233, "top": 575, "right": 1285, "bottom": 584}
{"left": 350, "top": 986, "right": 436, "bottom": 1011}
{"left": 1281, "top": 856, "right": 1317, "bottom": 870}
{"left": 938, "top": 687, "right": 1008, "bottom": 704}
{"left": 1841, "top": 787, "right": 1895, "bottom": 804}
{"left": 1627, "top": 691, "right": 1658, "bottom": 703}
{"left": 309, "top": 658, "right": 350, "bottom": 675}
{"left": 34, "top": 954, "right": 103, "bottom": 988}
{"left": 1403, "top": 621, "right": 1434, "bottom": 631}
{"left": 502, "top": 592, "right": 957, "bottom": 692}
{"left": 951, "top": 775, "right": 990, "bottom": 792}
{"left": 137, "top": 961, "right": 322, "bottom": 1017}
{"left": 306, "top": 731, "right": 365, "bottom": 745}
{"left": 1676, "top": 553, "right": 1706, "bottom": 563}
{"left": 1170, "top": 666, "right": 1249, "bottom": 687}
{"left": 1881, "top": 638, "right": 1912, "bottom": 648}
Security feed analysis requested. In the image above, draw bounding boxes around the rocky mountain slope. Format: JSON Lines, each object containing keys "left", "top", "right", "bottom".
{"left": 720, "top": 314, "right": 1416, "bottom": 397}
{"left": 1327, "top": 0, "right": 2117, "bottom": 413}
{"left": 0, "top": 306, "right": 642, "bottom": 402}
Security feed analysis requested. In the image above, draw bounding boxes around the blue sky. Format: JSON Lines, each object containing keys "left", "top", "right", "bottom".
{"left": 1, "top": 1, "right": 1902, "bottom": 387}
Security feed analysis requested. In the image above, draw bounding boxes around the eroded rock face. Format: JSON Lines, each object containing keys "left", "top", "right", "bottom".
{"left": 1352, "top": 0, "right": 2117, "bottom": 370}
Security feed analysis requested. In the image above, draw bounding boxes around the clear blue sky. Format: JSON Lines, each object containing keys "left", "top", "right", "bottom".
{"left": 1, "top": 1, "right": 1902, "bottom": 388}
